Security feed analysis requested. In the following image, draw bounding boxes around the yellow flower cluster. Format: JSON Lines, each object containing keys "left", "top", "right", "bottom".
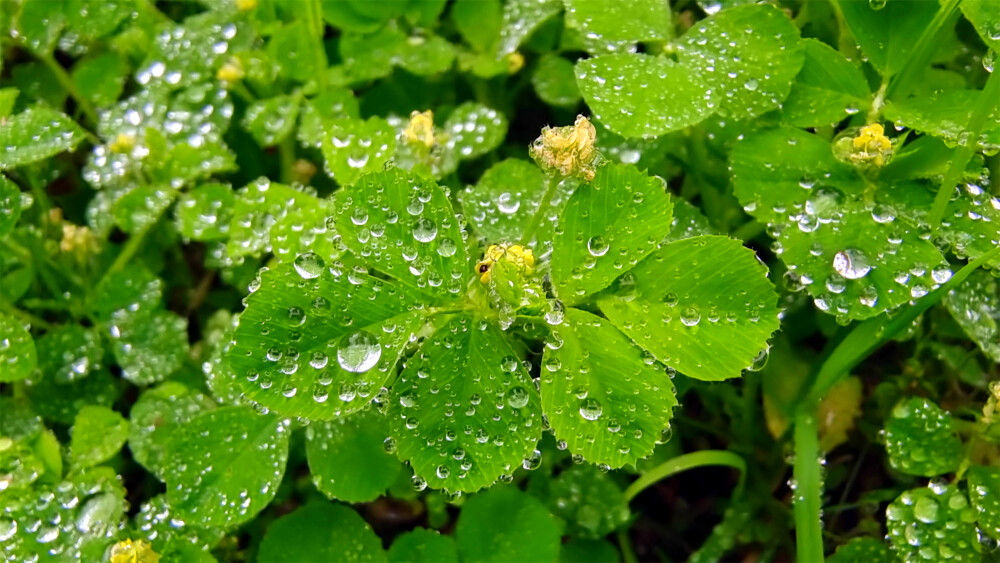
{"left": 60, "top": 223, "right": 97, "bottom": 255}
{"left": 529, "top": 115, "right": 598, "bottom": 180}
{"left": 851, "top": 123, "right": 892, "bottom": 167}
{"left": 109, "top": 539, "right": 160, "bottom": 563}
{"left": 475, "top": 243, "right": 535, "bottom": 283}
{"left": 403, "top": 110, "right": 436, "bottom": 148}
{"left": 109, "top": 133, "right": 135, "bottom": 154}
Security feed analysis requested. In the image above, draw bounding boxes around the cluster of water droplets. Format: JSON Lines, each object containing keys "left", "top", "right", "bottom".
{"left": 389, "top": 316, "right": 540, "bottom": 491}
{"left": 36, "top": 326, "right": 102, "bottom": 384}
{"left": 885, "top": 482, "right": 982, "bottom": 561}
{"left": 334, "top": 173, "right": 467, "bottom": 297}
{"left": 880, "top": 398, "right": 963, "bottom": 477}
{"left": 1, "top": 470, "right": 126, "bottom": 562}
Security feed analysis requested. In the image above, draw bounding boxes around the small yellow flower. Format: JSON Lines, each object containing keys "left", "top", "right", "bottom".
{"left": 476, "top": 243, "right": 535, "bottom": 283}
{"left": 216, "top": 57, "right": 244, "bottom": 84}
{"left": 850, "top": 123, "right": 893, "bottom": 167}
{"left": 109, "top": 539, "right": 160, "bottom": 563}
{"left": 60, "top": 223, "right": 97, "bottom": 255}
{"left": 235, "top": 0, "right": 257, "bottom": 11}
{"left": 403, "top": 110, "right": 436, "bottom": 148}
{"left": 505, "top": 52, "right": 525, "bottom": 74}
{"left": 109, "top": 133, "right": 135, "bottom": 154}
{"left": 530, "top": 115, "right": 599, "bottom": 181}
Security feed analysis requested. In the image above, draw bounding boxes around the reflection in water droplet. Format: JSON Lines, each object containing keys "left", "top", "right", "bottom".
{"left": 579, "top": 398, "right": 603, "bottom": 421}
{"left": 336, "top": 331, "right": 381, "bottom": 373}
{"left": 293, "top": 252, "right": 325, "bottom": 279}
{"left": 832, "top": 248, "right": 871, "bottom": 279}
{"left": 587, "top": 235, "right": 609, "bottom": 257}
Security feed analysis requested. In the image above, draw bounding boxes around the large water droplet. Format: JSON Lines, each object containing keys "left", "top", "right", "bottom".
{"left": 587, "top": 235, "right": 609, "bottom": 257}
{"left": 293, "top": 252, "right": 325, "bottom": 279}
{"left": 832, "top": 248, "right": 871, "bottom": 279}
{"left": 579, "top": 398, "right": 603, "bottom": 421}
{"left": 336, "top": 331, "right": 381, "bottom": 373}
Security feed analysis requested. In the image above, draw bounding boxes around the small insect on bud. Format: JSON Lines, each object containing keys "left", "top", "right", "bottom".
{"left": 475, "top": 243, "right": 535, "bottom": 284}
{"left": 529, "top": 115, "right": 599, "bottom": 181}
{"left": 216, "top": 57, "right": 244, "bottom": 84}
{"left": 403, "top": 110, "right": 436, "bottom": 149}
{"left": 110, "top": 539, "right": 160, "bottom": 563}
{"left": 849, "top": 123, "right": 893, "bottom": 167}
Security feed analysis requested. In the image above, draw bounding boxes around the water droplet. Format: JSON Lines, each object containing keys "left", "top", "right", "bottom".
{"left": 336, "top": 331, "right": 381, "bottom": 373}
{"left": 832, "top": 248, "right": 871, "bottom": 279}
{"left": 579, "top": 398, "right": 603, "bottom": 421}
{"left": 587, "top": 235, "right": 609, "bottom": 257}
{"left": 507, "top": 386, "right": 530, "bottom": 408}
{"left": 293, "top": 252, "right": 325, "bottom": 279}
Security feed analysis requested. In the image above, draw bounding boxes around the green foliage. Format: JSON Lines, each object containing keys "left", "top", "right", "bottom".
{"left": 882, "top": 397, "right": 963, "bottom": 477}
{"left": 886, "top": 484, "right": 981, "bottom": 562}
{"left": 4, "top": 0, "right": 1000, "bottom": 560}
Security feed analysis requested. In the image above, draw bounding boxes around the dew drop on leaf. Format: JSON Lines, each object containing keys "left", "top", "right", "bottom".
{"left": 336, "top": 331, "right": 382, "bottom": 373}
{"left": 832, "top": 248, "right": 871, "bottom": 279}
{"left": 293, "top": 252, "right": 325, "bottom": 279}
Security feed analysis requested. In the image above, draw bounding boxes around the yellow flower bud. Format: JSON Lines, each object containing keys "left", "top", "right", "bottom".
{"left": 475, "top": 243, "right": 534, "bottom": 283}
{"left": 403, "top": 110, "right": 436, "bottom": 148}
{"left": 235, "top": 0, "right": 257, "bottom": 11}
{"left": 109, "top": 133, "right": 135, "bottom": 154}
{"left": 850, "top": 123, "right": 893, "bottom": 167}
{"left": 217, "top": 57, "right": 244, "bottom": 84}
{"left": 60, "top": 223, "right": 97, "bottom": 255}
{"left": 505, "top": 52, "right": 525, "bottom": 74}
{"left": 110, "top": 539, "right": 160, "bottom": 563}
{"left": 530, "top": 115, "right": 599, "bottom": 181}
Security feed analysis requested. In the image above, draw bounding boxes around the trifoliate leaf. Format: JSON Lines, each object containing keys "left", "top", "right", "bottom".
{"left": 227, "top": 257, "right": 426, "bottom": 419}
{"left": 70, "top": 405, "right": 129, "bottom": 469}
{"left": 886, "top": 484, "right": 980, "bottom": 562}
{"left": 455, "top": 486, "right": 561, "bottom": 563}
{"left": 333, "top": 168, "right": 469, "bottom": 302}
{"left": 882, "top": 397, "right": 962, "bottom": 477}
{"left": 598, "top": 236, "right": 780, "bottom": 381}
{"left": 389, "top": 314, "right": 542, "bottom": 493}
{"left": 542, "top": 308, "right": 677, "bottom": 467}
{"left": 0, "top": 315, "right": 36, "bottom": 383}
{"left": 552, "top": 163, "right": 674, "bottom": 301}
{"left": 258, "top": 502, "right": 387, "bottom": 563}
{"left": 577, "top": 54, "right": 713, "bottom": 138}
{"left": 165, "top": 407, "right": 290, "bottom": 529}
{"left": 306, "top": 409, "right": 401, "bottom": 503}
{"left": 676, "top": 4, "right": 803, "bottom": 119}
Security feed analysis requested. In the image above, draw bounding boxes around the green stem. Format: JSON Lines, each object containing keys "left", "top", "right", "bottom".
{"left": 0, "top": 300, "right": 53, "bottom": 330}
{"left": 884, "top": 0, "right": 961, "bottom": 101}
{"left": 520, "top": 176, "right": 561, "bottom": 246}
{"left": 305, "top": 0, "right": 329, "bottom": 93}
{"left": 623, "top": 450, "right": 746, "bottom": 503}
{"left": 792, "top": 411, "right": 824, "bottom": 563}
{"left": 927, "top": 67, "right": 1000, "bottom": 232}
{"left": 617, "top": 529, "right": 638, "bottom": 563}
{"left": 38, "top": 53, "right": 100, "bottom": 130}
{"left": 90, "top": 192, "right": 177, "bottom": 304}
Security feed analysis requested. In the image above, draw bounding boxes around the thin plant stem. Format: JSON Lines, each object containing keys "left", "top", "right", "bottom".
{"left": 623, "top": 450, "right": 747, "bottom": 503}
{"left": 617, "top": 528, "right": 638, "bottom": 563}
{"left": 884, "top": 0, "right": 962, "bottom": 101}
{"left": 38, "top": 53, "right": 100, "bottom": 131}
{"left": 520, "top": 176, "right": 561, "bottom": 246}
{"left": 0, "top": 300, "right": 53, "bottom": 330}
{"left": 792, "top": 410, "right": 824, "bottom": 563}
{"left": 305, "top": 0, "right": 329, "bottom": 93}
